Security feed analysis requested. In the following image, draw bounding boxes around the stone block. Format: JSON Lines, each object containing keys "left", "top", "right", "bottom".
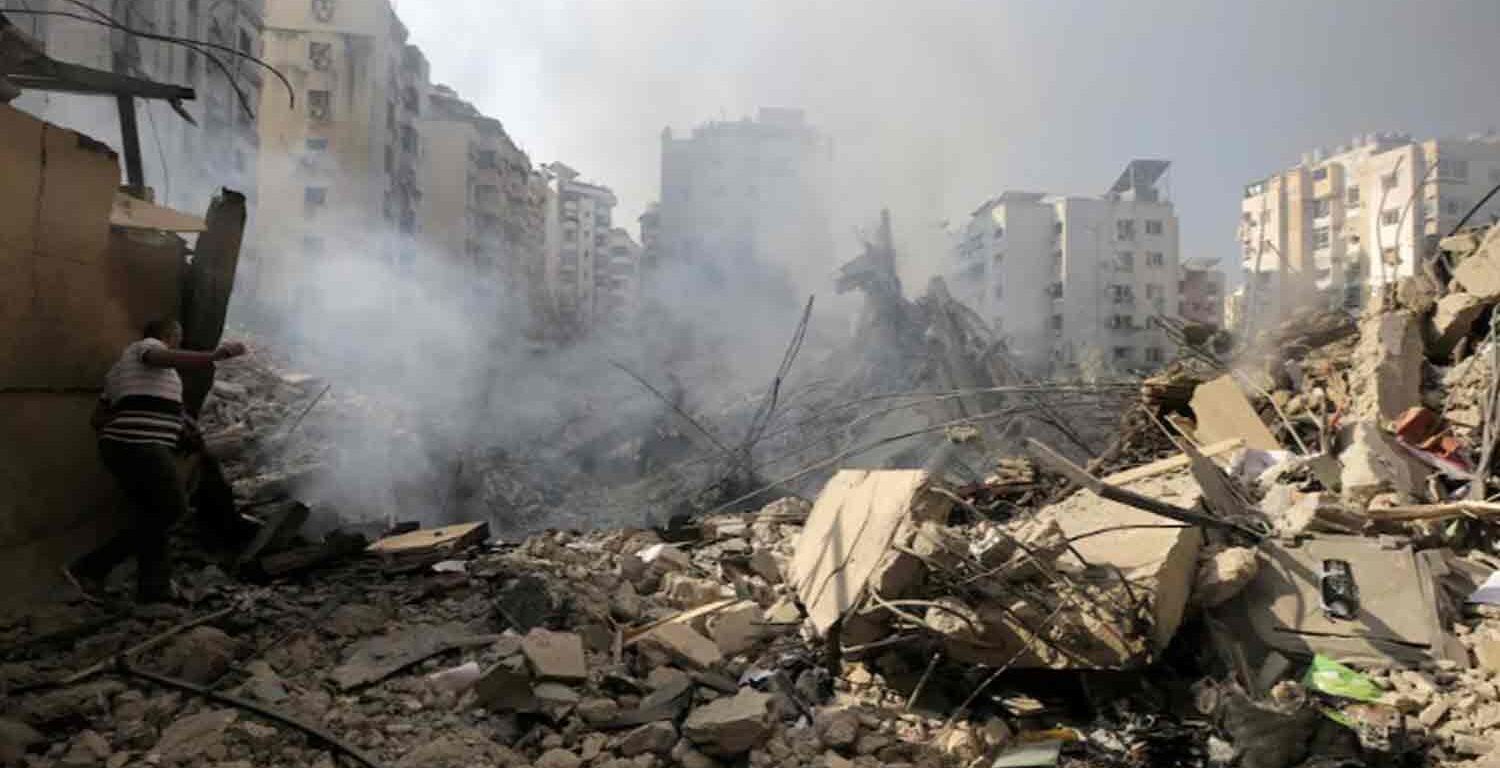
{"left": 521, "top": 629, "right": 588, "bottom": 683}
{"left": 1350, "top": 310, "right": 1423, "bottom": 424}
{"left": 683, "top": 689, "right": 773, "bottom": 756}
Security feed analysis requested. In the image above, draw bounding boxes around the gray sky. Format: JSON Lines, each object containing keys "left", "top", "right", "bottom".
{"left": 398, "top": 0, "right": 1500, "bottom": 284}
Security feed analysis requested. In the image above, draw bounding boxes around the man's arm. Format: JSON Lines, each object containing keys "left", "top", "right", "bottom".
{"left": 142, "top": 342, "right": 247, "bottom": 370}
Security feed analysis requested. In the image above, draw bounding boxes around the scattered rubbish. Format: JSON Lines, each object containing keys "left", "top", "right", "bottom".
{"left": 426, "top": 661, "right": 483, "bottom": 692}
{"left": 1304, "top": 654, "right": 1382, "bottom": 702}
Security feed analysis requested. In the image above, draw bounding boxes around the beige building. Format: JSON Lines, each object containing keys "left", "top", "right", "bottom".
{"left": 1178, "top": 258, "right": 1225, "bottom": 329}
{"left": 600, "top": 228, "right": 642, "bottom": 327}
{"left": 250, "top": 0, "right": 429, "bottom": 309}
{"left": 1238, "top": 132, "right": 1500, "bottom": 335}
{"left": 420, "top": 85, "right": 542, "bottom": 314}
{"left": 11, "top": 0, "right": 264, "bottom": 213}
{"left": 541, "top": 162, "right": 620, "bottom": 335}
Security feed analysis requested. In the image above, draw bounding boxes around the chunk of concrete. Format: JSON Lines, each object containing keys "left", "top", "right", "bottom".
{"left": 151, "top": 709, "right": 238, "bottom": 764}
{"left": 1340, "top": 421, "right": 1430, "bottom": 502}
{"left": 1452, "top": 227, "right": 1500, "bottom": 301}
{"left": 521, "top": 629, "right": 588, "bottom": 683}
{"left": 683, "top": 689, "right": 774, "bottom": 756}
{"left": 619, "top": 721, "right": 678, "bottom": 756}
{"left": 1350, "top": 310, "right": 1423, "bottom": 424}
{"left": 1429, "top": 292, "right": 1490, "bottom": 360}
{"left": 662, "top": 572, "right": 729, "bottom": 608}
{"left": 1474, "top": 632, "right": 1500, "bottom": 673}
{"left": 638, "top": 622, "right": 723, "bottom": 670}
{"left": 708, "top": 602, "right": 764, "bottom": 657}
{"left": 748, "top": 548, "right": 785, "bottom": 584}
{"left": 473, "top": 656, "right": 536, "bottom": 712}
{"left": 1193, "top": 547, "right": 1260, "bottom": 608}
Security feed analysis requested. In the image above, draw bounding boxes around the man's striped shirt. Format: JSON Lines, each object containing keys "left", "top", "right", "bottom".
{"left": 98, "top": 339, "right": 184, "bottom": 448}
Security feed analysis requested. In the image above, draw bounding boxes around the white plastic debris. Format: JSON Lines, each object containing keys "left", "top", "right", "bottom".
{"left": 1470, "top": 571, "right": 1500, "bottom": 605}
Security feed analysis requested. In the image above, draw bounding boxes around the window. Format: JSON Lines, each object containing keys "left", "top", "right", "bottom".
{"left": 476, "top": 149, "right": 497, "bottom": 169}
{"left": 1346, "top": 186, "right": 1360, "bottom": 206}
{"left": 400, "top": 125, "right": 418, "bottom": 154}
{"left": 238, "top": 29, "right": 252, "bottom": 55}
{"left": 307, "top": 90, "right": 331, "bottom": 121}
{"left": 311, "top": 0, "right": 335, "bottom": 22}
{"left": 309, "top": 41, "right": 332, "bottom": 70}
{"left": 1312, "top": 225, "right": 1331, "bottom": 249}
{"left": 1145, "top": 284, "right": 1162, "bottom": 300}
{"left": 1381, "top": 209, "right": 1400, "bottom": 226}
{"left": 303, "top": 186, "right": 327, "bottom": 215}
{"left": 1312, "top": 167, "right": 1328, "bottom": 181}
{"left": 1115, "top": 251, "right": 1134, "bottom": 271}
{"left": 992, "top": 252, "right": 1004, "bottom": 267}
{"left": 1146, "top": 252, "right": 1164, "bottom": 267}
{"left": 1445, "top": 198, "right": 1466, "bottom": 216}
{"left": 1049, "top": 315, "right": 1063, "bottom": 331}
{"left": 1381, "top": 173, "right": 1398, "bottom": 191}
{"left": 1116, "top": 220, "right": 1136, "bottom": 241}
{"left": 1109, "top": 314, "right": 1134, "bottom": 330}
{"left": 1145, "top": 219, "right": 1163, "bottom": 235}
{"left": 1312, "top": 198, "right": 1331, "bottom": 218}
{"left": 1145, "top": 347, "right": 1164, "bottom": 364}
{"left": 563, "top": 228, "right": 577, "bottom": 243}
{"left": 1110, "top": 285, "right": 1134, "bottom": 304}
{"left": 383, "top": 144, "right": 393, "bottom": 173}
{"left": 1436, "top": 158, "right": 1469, "bottom": 181}
{"left": 1053, "top": 221, "right": 1064, "bottom": 236}
{"left": 992, "top": 226, "right": 1004, "bottom": 239}
{"left": 1113, "top": 347, "right": 1133, "bottom": 361}
{"left": 386, "top": 101, "right": 396, "bottom": 130}
{"left": 993, "top": 283, "right": 1004, "bottom": 300}
{"left": 1491, "top": 168, "right": 1500, "bottom": 186}
{"left": 1047, "top": 282, "right": 1063, "bottom": 299}
{"left": 305, "top": 137, "right": 328, "bottom": 152}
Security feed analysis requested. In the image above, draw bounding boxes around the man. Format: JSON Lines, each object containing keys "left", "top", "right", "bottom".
{"left": 66, "top": 318, "right": 247, "bottom": 603}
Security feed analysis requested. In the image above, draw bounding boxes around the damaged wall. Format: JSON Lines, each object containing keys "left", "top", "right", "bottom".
{"left": 0, "top": 104, "right": 184, "bottom": 604}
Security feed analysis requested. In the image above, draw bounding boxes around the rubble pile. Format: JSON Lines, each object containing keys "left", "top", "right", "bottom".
{"left": 9, "top": 226, "right": 1500, "bottom": 768}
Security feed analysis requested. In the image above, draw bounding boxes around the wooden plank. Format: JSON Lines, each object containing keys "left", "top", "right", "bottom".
{"left": 790, "top": 469, "right": 932, "bottom": 636}
{"left": 622, "top": 598, "right": 742, "bottom": 645}
{"left": 1102, "top": 438, "right": 1245, "bottom": 485}
{"left": 109, "top": 192, "right": 206, "bottom": 232}
{"left": 366, "top": 521, "right": 489, "bottom": 554}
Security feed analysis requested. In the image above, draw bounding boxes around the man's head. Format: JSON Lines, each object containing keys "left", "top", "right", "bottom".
{"left": 143, "top": 318, "right": 183, "bottom": 348}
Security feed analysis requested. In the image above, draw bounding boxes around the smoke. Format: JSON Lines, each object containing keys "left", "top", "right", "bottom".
{"left": 401, "top": 0, "right": 1500, "bottom": 289}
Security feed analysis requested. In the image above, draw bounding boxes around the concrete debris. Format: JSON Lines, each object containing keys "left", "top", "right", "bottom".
{"left": 682, "top": 689, "right": 774, "bottom": 756}
{"left": 637, "top": 622, "right": 723, "bottom": 670}
{"left": 1349, "top": 310, "right": 1424, "bottom": 424}
{"left": 1192, "top": 546, "right": 1260, "bottom": 608}
{"left": 521, "top": 628, "right": 589, "bottom": 682}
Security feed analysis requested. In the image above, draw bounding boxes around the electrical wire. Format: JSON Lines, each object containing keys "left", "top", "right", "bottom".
{"left": 143, "top": 98, "right": 171, "bottom": 202}
{"left": 0, "top": 7, "right": 293, "bottom": 111}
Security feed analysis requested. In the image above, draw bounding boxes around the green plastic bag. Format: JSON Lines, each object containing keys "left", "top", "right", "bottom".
{"left": 1303, "top": 654, "right": 1382, "bottom": 703}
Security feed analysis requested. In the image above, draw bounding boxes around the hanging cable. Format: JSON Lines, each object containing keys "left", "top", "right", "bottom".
{"left": 0, "top": 7, "right": 293, "bottom": 111}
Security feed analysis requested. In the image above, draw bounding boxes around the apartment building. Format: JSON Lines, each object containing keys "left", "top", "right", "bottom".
{"left": 950, "top": 160, "right": 1180, "bottom": 376}
{"left": 251, "top": 0, "right": 428, "bottom": 307}
{"left": 1238, "top": 132, "right": 1500, "bottom": 334}
{"left": 600, "top": 228, "right": 642, "bottom": 327}
{"left": 419, "top": 85, "right": 541, "bottom": 311}
{"left": 541, "top": 162, "right": 620, "bottom": 333}
{"left": 1179, "top": 258, "right": 1226, "bottom": 329}
{"left": 11, "top": 0, "right": 264, "bottom": 212}
{"left": 657, "top": 108, "right": 833, "bottom": 294}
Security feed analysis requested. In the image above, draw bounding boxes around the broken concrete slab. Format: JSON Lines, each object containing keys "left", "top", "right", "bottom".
{"left": 1193, "top": 547, "right": 1260, "bottom": 608}
{"left": 367, "top": 521, "right": 490, "bottom": 555}
{"left": 789, "top": 469, "right": 950, "bottom": 636}
{"left": 1429, "top": 292, "right": 1490, "bottom": 360}
{"left": 1341, "top": 421, "right": 1431, "bottom": 502}
{"left": 521, "top": 628, "right": 588, "bottom": 683}
{"left": 707, "top": 601, "right": 764, "bottom": 657}
{"left": 637, "top": 622, "right": 723, "bottom": 670}
{"left": 151, "top": 709, "right": 238, "bottom": 764}
{"left": 662, "top": 572, "right": 729, "bottom": 608}
{"left": 1350, "top": 310, "right": 1424, "bottom": 424}
{"left": 473, "top": 656, "right": 536, "bottom": 712}
{"left": 619, "top": 721, "right": 678, "bottom": 756}
{"left": 1190, "top": 375, "right": 1280, "bottom": 451}
{"left": 1452, "top": 226, "right": 1500, "bottom": 300}
{"left": 683, "top": 689, "right": 774, "bottom": 756}
{"left": 328, "top": 624, "right": 491, "bottom": 691}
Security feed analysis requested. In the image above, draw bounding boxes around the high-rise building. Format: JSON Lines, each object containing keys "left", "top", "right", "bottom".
{"left": 949, "top": 161, "right": 1180, "bottom": 376}
{"left": 251, "top": 0, "right": 429, "bottom": 306}
{"left": 657, "top": 108, "right": 833, "bottom": 295}
{"left": 1179, "top": 258, "right": 1226, "bottom": 329}
{"left": 541, "top": 162, "right": 619, "bottom": 333}
{"left": 420, "top": 84, "right": 540, "bottom": 310}
{"left": 1238, "top": 132, "right": 1500, "bottom": 334}
{"left": 600, "top": 228, "right": 642, "bottom": 327}
{"left": 11, "top": 0, "right": 264, "bottom": 212}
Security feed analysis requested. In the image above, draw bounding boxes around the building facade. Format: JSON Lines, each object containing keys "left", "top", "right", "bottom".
{"left": 12, "top": 0, "right": 264, "bottom": 213}
{"left": 251, "top": 0, "right": 429, "bottom": 308}
{"left": 656, "top": 108, "right": 833, "bottom": 296}
{"left": 419, "top": 84, "right": 539, "bottom": 312}
{"left": 1238, "top": 132, "right": 1500, "bottom": 335}
{"left": 541, "top": 162, "right": 619, "bottom": 334}
{"left": 600, "top": 228, "right": 642, "bottom": 327}
{"left": 1179, "top": 258, "right": 1226, "bottom": 329}
{"left": 949, "top": 161, "right": 1181, "bottom": 376}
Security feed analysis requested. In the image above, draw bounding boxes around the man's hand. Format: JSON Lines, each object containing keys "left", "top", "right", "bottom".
{"left": 213, "top": 341, "right": 248, "bottom": 361}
